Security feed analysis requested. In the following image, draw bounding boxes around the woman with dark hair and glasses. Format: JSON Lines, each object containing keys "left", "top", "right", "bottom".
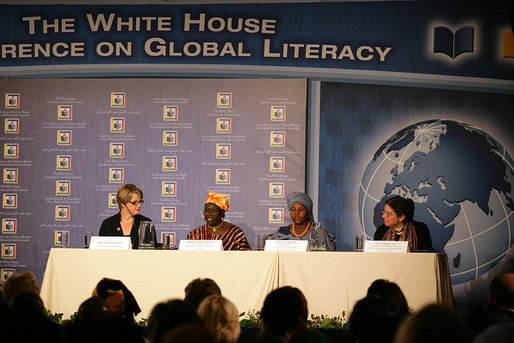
{"left": 373, "top": 196, "right": 433, "bottom": 252}
{"left": 186, "top": 191, "right": 250, "bottom": 251}
{"left": 99, "top": 183, "right": 155, "bottom": 249}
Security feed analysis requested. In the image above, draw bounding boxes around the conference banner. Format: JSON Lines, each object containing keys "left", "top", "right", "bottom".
{"left": 0, "top": 77, "right": 307, "bottom": 283}
{"left": 0, "top": 1, "right": 512, "bottom": 81}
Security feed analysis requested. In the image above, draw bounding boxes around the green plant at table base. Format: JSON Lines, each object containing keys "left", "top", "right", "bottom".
{"left": 47, "top": 309, "right": 75, "bottom": 324}
{"left": 239, "top": 309, "right": 262, "bottom": 328}
{"left": 47, "top": 310, "right": 148, "bottom": 327}
{"left": 48, "top": 309, "right": 347, "bottom": 330}
{"left": 308, "top": 311, "right": 348, "bottom": 329}
{"left": 239, "top": 309, "right": 348, "bottom": 330}
{"left": 138, "top": 317, "right": 148, "bottom": 327}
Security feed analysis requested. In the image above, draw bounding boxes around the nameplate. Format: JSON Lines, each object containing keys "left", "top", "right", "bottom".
{"left": 179, "top": 240, "right": 223, "bottom": 251}
{"left": 264, "top": 240, "right": 308, "bottom": 252}
{"left": 363, "top": 240, "right": 409, "bottom": 253}
{"left": 89, "top": 236, "right": 131, "bottom": 250}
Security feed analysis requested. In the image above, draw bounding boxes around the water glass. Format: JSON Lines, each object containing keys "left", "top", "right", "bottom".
{"left": 61, "top": 231, "right": 69, "bottom": 248}
{"left": 355, "top": 234, "right": 364, "bottom": 252}
{"left": 84, "top": 232, "right": 91, "bottom": 249}
{"left": 138, "top": 221, "right": 155, "bottom": 249}
{"left": 257, "top": 234, "right": 266, "bottom": 251}
{"left": 309, "top": 223, "right": 327, "bottom": 251}
{"left": 163, "top": 232, "right": 176, "bottom": 249}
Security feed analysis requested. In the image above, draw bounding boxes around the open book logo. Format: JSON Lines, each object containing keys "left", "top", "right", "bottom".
{"left": 433, "top": 26, "right": 474, "bottom": 58}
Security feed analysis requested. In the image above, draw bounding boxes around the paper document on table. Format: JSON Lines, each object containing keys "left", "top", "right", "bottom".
{"left": 264, "top": 240, "right": 308, "bottom": 251}
{"left": 89, "top": 236, "right": 131, "bottom": 250}
{"left": 179, "top": 240, "right": 223, "bottom": 251}
{"left": 363, "top": 240, "right": 408, "bottom": 253}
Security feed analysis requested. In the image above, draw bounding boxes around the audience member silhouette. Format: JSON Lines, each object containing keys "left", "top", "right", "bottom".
{"left": 184, "top": 277, "right": 222, "bottom": 309}
{"left": 366, "top": 279, "right": 411, "bottom": 321}
{"left": 4, "top": 291, "right": 61, "bottom": 342}
{"left": 65, "top": 295, "right": 146, "bottom": 343}
{"left": 465, "top": 302, "right": 511, "bottom": 338}
{"left": 92, "top": 277, "right": 141, "bottom": 325}
{"left": 1, "top": 270, "right": 40, "bottom": 303}
{"left": 64, "top": 296, "right": 111, "bottom": 343}
{"left": 251, "top": 286, "right": 305, "bottom": 343}
{"left": 290, "top": 288, "right": 329, "bottom": 343}
{"left": 0, "top": 288, "right": 7, "bottom": 325}
{"left": 162, "top": 322, "right": 217, "bottom": 343}
{"left": 349, "top": 295, "right": 402, "bottom": 343}
{"left": 472, "top": 321, "right": 514, "bottom": 343}
{"left": 488, "top": 272, "right": 514, "bottom": 313}
{"left": 147, "top": 299, "right": 202, "bottom": 343}
{"left": 0, "top": 271, "right": 61, "bottom": 342}
{"left": 394, "top": 304, "right": 471, "bottom": 343}
{"left": 198, "top": 294, "right": 241, "bottom": 343}
{"left": 464, "top": 271, "right": 514, "bottom": 341}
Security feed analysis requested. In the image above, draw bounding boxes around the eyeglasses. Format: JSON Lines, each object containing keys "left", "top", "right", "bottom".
{"left": 128, "top": 200, "right": 144, "bottom": 206}
{"left": 382, "top": 210, "right": 396, "bottom": 217}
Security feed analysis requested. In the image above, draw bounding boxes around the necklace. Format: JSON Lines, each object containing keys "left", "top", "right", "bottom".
{"left": 394, "top": 223, "right": 406, "bottom": 234}
{"left": 291, "top": 222, "right": 311, "bottom": 237}
{"left": 121, "top": 216, "right": 134, "bottom": 223}
{"left": 208, "top": 221, "right": 224, "bottom": 233}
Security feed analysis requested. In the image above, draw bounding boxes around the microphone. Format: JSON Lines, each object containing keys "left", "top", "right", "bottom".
{"left": 125, "top": 204, "right": 134, "bottom": 218}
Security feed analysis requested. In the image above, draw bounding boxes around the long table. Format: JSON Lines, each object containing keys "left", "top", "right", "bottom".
{"left": 40, "top": 249, "right": 452, "bottom": 320}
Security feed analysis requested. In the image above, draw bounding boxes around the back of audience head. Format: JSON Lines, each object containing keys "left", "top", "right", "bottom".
{"left": 92, "top": 277, "right": 141, "bottom": 324}
{"left": 394, "top": 303, "right": 471, "bottom": 343}
{"left": 162, "top": 323, "right": 216, "bottom": 343}
{"left": 367, "top": 279, "right": 411, "bottom": 320}
{"left": 289, "top": 288, "right": 328, "bottom": 343}
{"left": 147, "top": 299, "right": 201, "bottom": 343}
{"left": 2, "top": 271, "right": 40, "bottom": 304}
{"left": 488, "top": 272, "right": 514, "bottom": 310}
{"left": 5, "top": 291, "right": 61, "bottom": 342}
{"left": 67, "top": 295, "right": 145, "bottom": 343}
{"left": 349, "top": 295, "right": 402, "bottom": 343}
{"left": 466, "top": 302, "right": 511, "bottom": 337}
{"left": 260, "top": 286, "right": 305, "bottom": 339}
{"left": 9, "top": 290, "right": 46, "bottom": 317}
{"left": 197, "top": 294, "right": 241, "bottom": 343}
{"left": 184, "top": 278, "right": 222, "bottom": 309}
{"left": 75, "top": 296, "right": 112, "bottom": 329}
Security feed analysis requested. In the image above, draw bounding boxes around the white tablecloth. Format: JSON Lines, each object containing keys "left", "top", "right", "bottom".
{"left": 40, "top": 249, "right": 452, "bottom": 320}
{"left": 277, "top": 251, "right": 453, "bottom": 317}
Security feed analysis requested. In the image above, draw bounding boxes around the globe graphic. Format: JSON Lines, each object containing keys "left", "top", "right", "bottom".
{"left": 358, "top": 119, "right": 514, "bottom": 285}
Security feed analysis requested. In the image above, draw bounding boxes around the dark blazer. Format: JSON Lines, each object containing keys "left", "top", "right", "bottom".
{"left": 373, "top": 220, "right": 433, "bottom": 252}
{"left": 99, "top": 212, "right": 155, "bottom": 249}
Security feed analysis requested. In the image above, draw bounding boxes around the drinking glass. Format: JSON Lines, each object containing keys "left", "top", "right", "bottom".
{"left": 138, "top": 221, "right": 155, "bottom": 249}
{"left": 61, "top": 231, "right": 69, "bottom": 248}
{"left": 84, "top": 232, "right": 91, "bottom": 249}
{"left": 355, "top": 234, "right": 364, "bottom": 252}
{"left": 257, "top": 234, "right": 266, "bottom": 251}
{"left": 163, "top": 232, "right": 176, "bottom": 250}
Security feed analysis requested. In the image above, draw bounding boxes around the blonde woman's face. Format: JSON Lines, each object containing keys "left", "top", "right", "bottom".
{"left": 123, "top": 193, "right": 143, "bottom": 215}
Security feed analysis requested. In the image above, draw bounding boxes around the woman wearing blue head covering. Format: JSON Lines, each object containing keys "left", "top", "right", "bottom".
{"left": 266, "top": 192, "right": 336, "bottom": 250}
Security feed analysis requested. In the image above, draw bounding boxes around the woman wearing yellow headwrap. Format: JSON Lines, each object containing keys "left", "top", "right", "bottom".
{"left": 186, "top": 191, "right": 250, "bottom": 251}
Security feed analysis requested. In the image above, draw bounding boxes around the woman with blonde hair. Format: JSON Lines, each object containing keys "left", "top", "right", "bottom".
{"left": 197, "top": 295, "right": 241, "bottom": 343}
{"left": 99, "top": 183, "right": 155, "bottom": 249}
